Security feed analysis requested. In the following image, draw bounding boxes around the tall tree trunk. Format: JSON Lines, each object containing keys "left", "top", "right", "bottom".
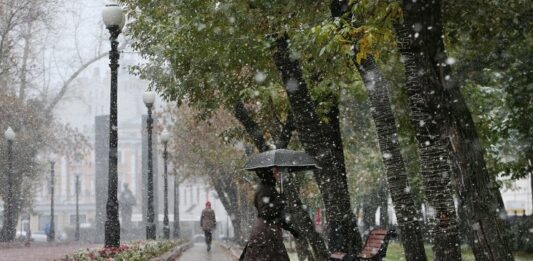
{"left": 208, "top": 168, "right": 246, "bottom": 244}
{"left": 394, "top": 22, "right": 462, "bottom": 261}
{"left": 378, "top": 179, "right": 389, "bottom": 227}
{"left": 0, "top": 174, "right": 22, "bottom": 242}
{"left": 437, "top": 18, "right": 514, "bottom": 261}
{"left": 284, "top": 172, "right": 327, "bottom": 261}
{"left": 446, "top": 111, "right": 513, "bottom": 260}
{"left": 273, "top": 33, "right": 363, "bottom": 254}
{"left": 362, "top": 199, "right": 378, "bottom": 231}
{"left": 399, "top": 1, "right": 514, "bottom": 260}
{"left": 329, "top": 1, "right": 428, "bottom": 259}
{"left": 233, "top": 101, "right": 329, "bottom": 260}
{"left": 355, "top": 57, "right": 428, "bottom": 261}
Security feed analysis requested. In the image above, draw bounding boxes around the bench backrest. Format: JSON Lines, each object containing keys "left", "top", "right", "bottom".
{"left": 329, "top": 228, "right": 396, "bottom": 261}
{"left": 357, "top": 228, "right": 395, "bottom": 260}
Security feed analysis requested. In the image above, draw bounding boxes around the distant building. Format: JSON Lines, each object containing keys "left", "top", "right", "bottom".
{"left": 177, "top": 177, "right": 232, "bottom": 241}
{"left": 30, "top": 153, "right": 96, "bottom": 238}
{"left": 20, "top": 62, "right": 231, "bottom": 240}
{"left": 501, "top": 176, "right": 532, "bottom": 215}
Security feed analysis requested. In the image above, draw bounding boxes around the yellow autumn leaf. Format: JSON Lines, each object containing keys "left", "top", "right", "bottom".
{"left": 356, "top": 50, "right": 367, "bottom": 64}
{"left": 341, "top": 43, "right": 352, "bottom": 54}
{"left": 367, "top": 34, "right": 374, "bottom": 47}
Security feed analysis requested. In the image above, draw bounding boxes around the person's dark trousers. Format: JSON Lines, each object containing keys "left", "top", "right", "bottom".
{"left": 204, "top": 230, "right": 212, "bottom": 251}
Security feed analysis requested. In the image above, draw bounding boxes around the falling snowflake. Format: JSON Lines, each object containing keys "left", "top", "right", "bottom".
{"left": 472, "top": 222, "right": 480, "bottom": 231}
{"left": 445, "top": 57, "right": 457, "bottom": 65}
{"left": 286, "top": 78, "right": 299, "bottom": 92}
{"left": 254, "top": 71, "right": 267, "bottom": 83}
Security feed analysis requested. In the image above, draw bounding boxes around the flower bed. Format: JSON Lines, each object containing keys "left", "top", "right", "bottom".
{"left": 61, "top": 240, "right": 182, "bottom": 261}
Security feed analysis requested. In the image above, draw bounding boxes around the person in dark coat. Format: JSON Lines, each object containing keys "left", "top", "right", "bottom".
{"left": 241, "top": 167, "right": 299, "bottom": 261}
{"left": 119, "top": 183, "right": 136, "bottom": 229}
{"left": 200, "top": 201, "right": 216, "bottom": 251}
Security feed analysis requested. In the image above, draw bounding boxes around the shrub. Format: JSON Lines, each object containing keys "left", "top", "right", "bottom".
{"left": 61, "top": 240, "right": 182, "bottom": 261}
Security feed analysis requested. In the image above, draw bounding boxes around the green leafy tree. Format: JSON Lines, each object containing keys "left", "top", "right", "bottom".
{"left": 162, "top": 105, "right": 255, "bottom": 243}
{"left": 0, "top": 93, "right": 90, "bottom": 241}
{"left": 446, "top": 0, "right": 532, "bottom": 186}
{"left": 392, "top": 0, "right": 517, "bottom": 259}
{"left": 119, "top": 0, "right": 366, "bottom": 253}
{"left": 304, "top": 1, "right": 429, "bottom": 259}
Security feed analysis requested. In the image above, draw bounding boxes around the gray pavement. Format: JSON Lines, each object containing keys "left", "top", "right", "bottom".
{"left": 177, "top": 242, "right": 233, "bottom": 261}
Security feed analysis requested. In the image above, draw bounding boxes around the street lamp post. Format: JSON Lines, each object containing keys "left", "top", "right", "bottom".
{"left": 143, "top": 90, "right": 156, "bottom": 240}
{"left": 173, "top": 175, "right": 180, "bottom": 238}
{"left": 75, "top": 174, "right": 80, "bottom": 241}
{"left": 0, "top": 127, "right": 16, "bottom": 242}
{"left": 102, "top": 3, "right": 125, "bottom": 248}
{"left": 47, "top": 153, "right": 56, "bottom": 242}
{"left": 26, "top": 214, "right": 31, "bottom": 245}
{"left": 161, "top": 129, "right": 170, "bottom": 239}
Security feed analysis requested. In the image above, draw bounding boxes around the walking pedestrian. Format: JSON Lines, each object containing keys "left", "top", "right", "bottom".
{"left": 43, "top": 223, "right": 50, "bottom": 238}
{"left": 240, "top": 167, "right": 299, "bottom": 261}
{"left": 200, "top": 201, "right": 216, "bottom": 252}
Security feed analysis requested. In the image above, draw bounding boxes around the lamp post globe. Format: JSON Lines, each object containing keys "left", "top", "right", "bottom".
{"left": 48, "top": 152, "right": 57, "bottom": 163}
{"left": 144, "top": 90, "right": 156, "bottom": 239}
{"left": 161, "top": 129, "right": 170, "bottom": 239}
{"left": 143, "top": 91, "right": 156, "bottom": 108}
{"left": 102, "top": 4, "right": 125, "bottom": 31}
{"left": 102, "top": 2, "right": 125, "bottom": 248}
{"left": 4, "top": 127, "right": 15, "bottom": 141}
{"left": 161, "top": 129, "right": 170, "bottom": 143}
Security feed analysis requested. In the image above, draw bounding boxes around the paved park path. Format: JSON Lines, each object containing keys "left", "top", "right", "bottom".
{"left": 177, "top": 242, "right": 233, "bottom": 261}
{"left": 0, "top": 243, "right": 98, "bottom": 261}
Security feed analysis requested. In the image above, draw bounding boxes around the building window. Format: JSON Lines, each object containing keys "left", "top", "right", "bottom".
{"left": 71, "top": 178, "right": 77, "bottom": 196}
{"left": 197, "top": 187, "right": 200, "bottom": 204}
{"left": 38, "top": 215, "right": 56, "bottom": 232}
{"left": 181, "top": 188, "right": 185, "bottom": 205}
{"left": 190, "top": 187, "right": 193, "bottom": 205}
{"left": 70, "top": 214, "right": 87, "bottom": 225}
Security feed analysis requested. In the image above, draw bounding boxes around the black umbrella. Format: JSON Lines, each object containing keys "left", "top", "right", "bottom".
{"left": 244, "top": 149, "right": 320, "bottom": 193}
{"left": 243, "top": 149, "right": 320, "bottom": 172}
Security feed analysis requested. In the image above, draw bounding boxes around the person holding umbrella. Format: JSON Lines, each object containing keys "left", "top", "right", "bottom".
{"left": 240, "top": 149, "right": 320, "bottom": 261}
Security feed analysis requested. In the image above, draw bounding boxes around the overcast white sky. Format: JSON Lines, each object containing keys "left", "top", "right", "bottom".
{"left": 52, "top": 1, "right": 153, "bottom": 132}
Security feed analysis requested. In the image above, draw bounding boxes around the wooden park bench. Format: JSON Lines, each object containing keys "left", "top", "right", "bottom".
{"left": 330, "top": 228, "right": 397, "bottom": 261}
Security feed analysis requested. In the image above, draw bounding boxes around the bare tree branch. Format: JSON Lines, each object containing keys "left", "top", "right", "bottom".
{"left": 44, "top": 43, "right": 127, "bottom": 114}
{"left": 274, "top": 110, "right": 294, "bottom": 149}
{"left": 233, "top": 101, "right": 269, "bottom": 152}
